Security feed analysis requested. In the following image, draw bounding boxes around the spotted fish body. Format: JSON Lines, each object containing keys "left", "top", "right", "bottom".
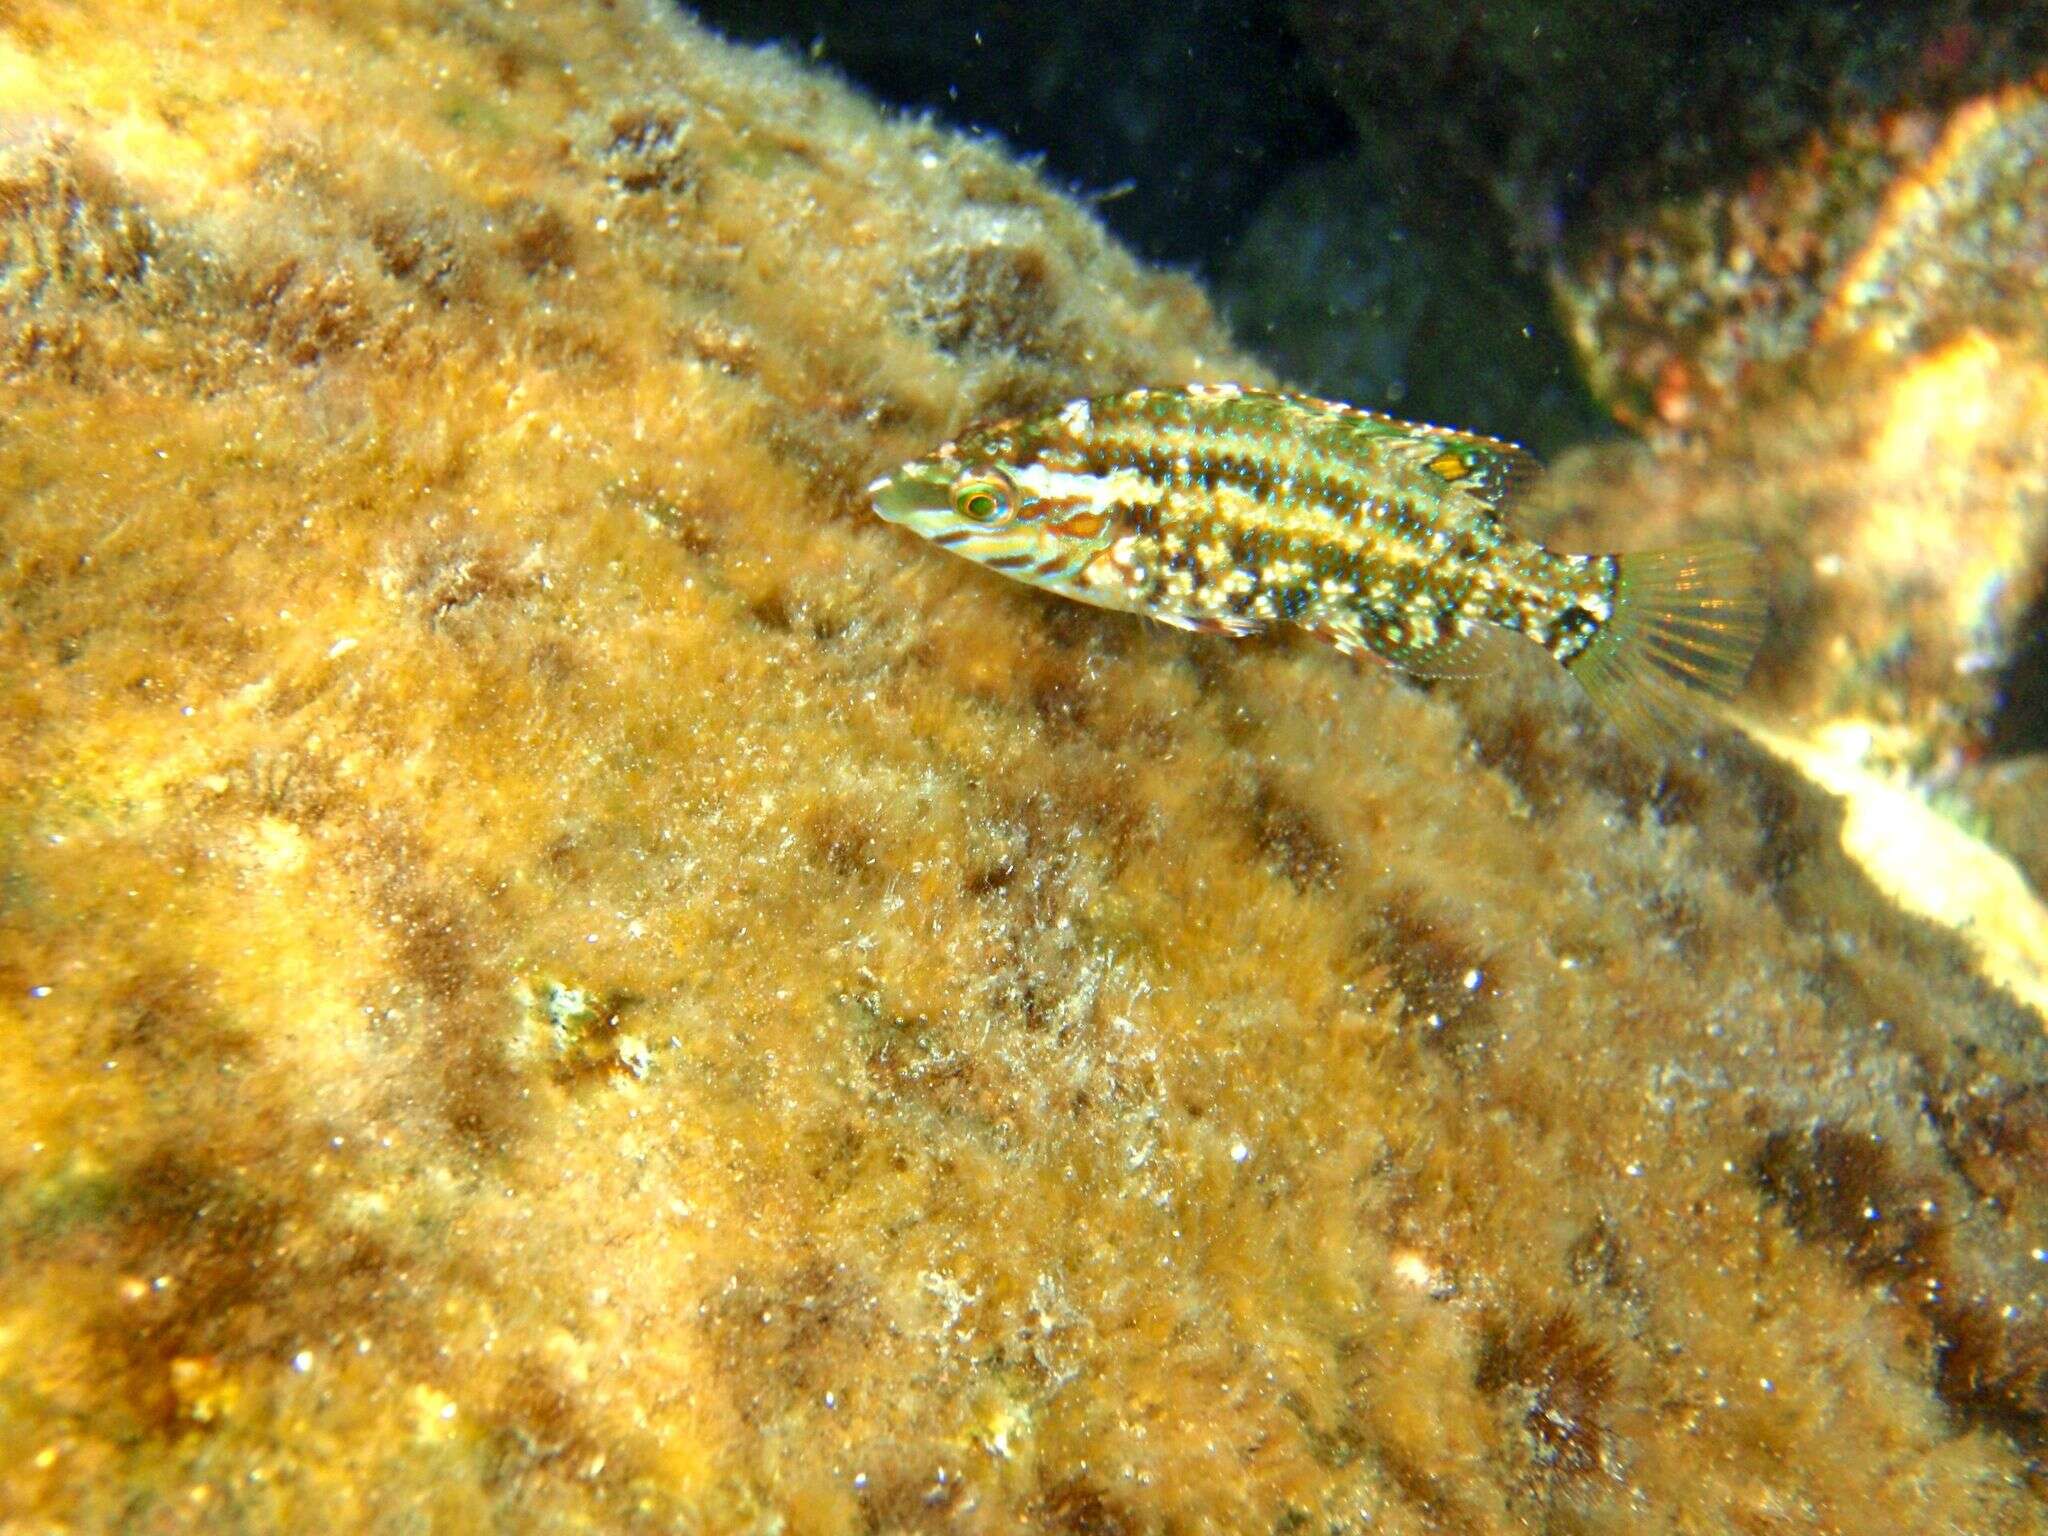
{"left": 870, "top": 384, "right": 1764, "bottom": 748}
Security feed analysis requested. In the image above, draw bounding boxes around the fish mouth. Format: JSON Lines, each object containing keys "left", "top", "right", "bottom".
{"left": 868, "top": 465, "right": 953, "bottom": 525}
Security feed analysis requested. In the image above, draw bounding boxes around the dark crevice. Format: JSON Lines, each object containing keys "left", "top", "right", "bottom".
{"left": 1985, "top": 579, "right": 2048, "bottom": 759}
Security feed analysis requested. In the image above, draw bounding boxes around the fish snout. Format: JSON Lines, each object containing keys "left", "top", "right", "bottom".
{"left": 869, "top": 465, "right": 955, "bottom": 527}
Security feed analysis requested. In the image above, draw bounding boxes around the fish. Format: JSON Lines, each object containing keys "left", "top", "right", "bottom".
{"left": 868, "top": 383, "right": 1765, "bottom": 750}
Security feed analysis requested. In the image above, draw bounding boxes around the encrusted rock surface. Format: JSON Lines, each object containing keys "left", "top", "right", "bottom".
{"left": 2, "top": 3, "right": 2046, "bottom": 1532}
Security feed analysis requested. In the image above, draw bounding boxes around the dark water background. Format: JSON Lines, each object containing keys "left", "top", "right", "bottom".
{"left": 686, "top": 1, "right": 2042, "bottom": 458}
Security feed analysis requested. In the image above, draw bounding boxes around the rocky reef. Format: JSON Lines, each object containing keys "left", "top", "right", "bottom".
{"left": 3, "top": 3, "right": 2047, "bottom": 1534}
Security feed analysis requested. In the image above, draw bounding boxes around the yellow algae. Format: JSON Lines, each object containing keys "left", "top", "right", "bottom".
{"left": 1543, "top": 329, "right": 2048, "bottom": 777}
{"left": 1, "top": 1, "right": 2046, "bottom": 1533}
{"left": 1748, "top": 719, "right": 2048, "bottom": 1021}
{"left": 1821, "top": 70, "right": 2048, "bottom": 350}
{"left": 1863, "top": 331, "right": 2041, "bottom": 649}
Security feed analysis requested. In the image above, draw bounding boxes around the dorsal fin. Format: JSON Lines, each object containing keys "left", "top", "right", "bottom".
{"left": 1390, "top": 428, "right": 1544, "bottom": 515}
{"left": 1267, "top": 392, "right": 1542, "bottom": 518}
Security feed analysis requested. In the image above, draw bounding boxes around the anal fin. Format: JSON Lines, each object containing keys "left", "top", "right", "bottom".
{"left": 1385, "top": 621, "right": 1509, "bottom": 678}
{"left": 1305, "top": 612, "right": 1506, "bottom": 677}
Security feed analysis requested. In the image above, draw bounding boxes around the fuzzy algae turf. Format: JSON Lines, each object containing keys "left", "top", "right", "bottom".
{"left": 3, "top": 3, "right": 2048, "bottom": 1532}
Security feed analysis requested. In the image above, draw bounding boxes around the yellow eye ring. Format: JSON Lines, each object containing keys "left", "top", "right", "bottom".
{"left": 951, "top": 476, "right": 1009, "bottom": 523}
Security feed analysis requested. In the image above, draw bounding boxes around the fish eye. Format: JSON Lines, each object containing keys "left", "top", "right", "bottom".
{"left": 950, "top": 475, "right": 1009, "bottom": 523}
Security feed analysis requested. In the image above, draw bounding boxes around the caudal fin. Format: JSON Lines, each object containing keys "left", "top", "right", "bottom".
{"left": 1565, "top": 543, "right": 1765, "bottom": 752}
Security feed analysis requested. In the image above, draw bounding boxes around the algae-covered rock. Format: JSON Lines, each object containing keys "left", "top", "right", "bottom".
{"left": 1535, "top": 330, "right": 2048, "bottom": 767}
{"left": 1534, "top": 73, "right": 2048, "bottom": 920}
{"left": 1517, "top": 320, "right": 2048, "bottom": 1020}
{"left": 2, "top": 3, "right": 2047, "bottom": 1533}
{"left": 1556, "top": 70, "right": 2048, "bottom": 433}
{"left": 1273, "top": 0, "right": 2045, "bottom": 448}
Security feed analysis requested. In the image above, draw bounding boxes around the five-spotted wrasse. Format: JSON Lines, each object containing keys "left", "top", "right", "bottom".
{"left": 869, "top": 384, "right": 1765, "bottom": 751}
